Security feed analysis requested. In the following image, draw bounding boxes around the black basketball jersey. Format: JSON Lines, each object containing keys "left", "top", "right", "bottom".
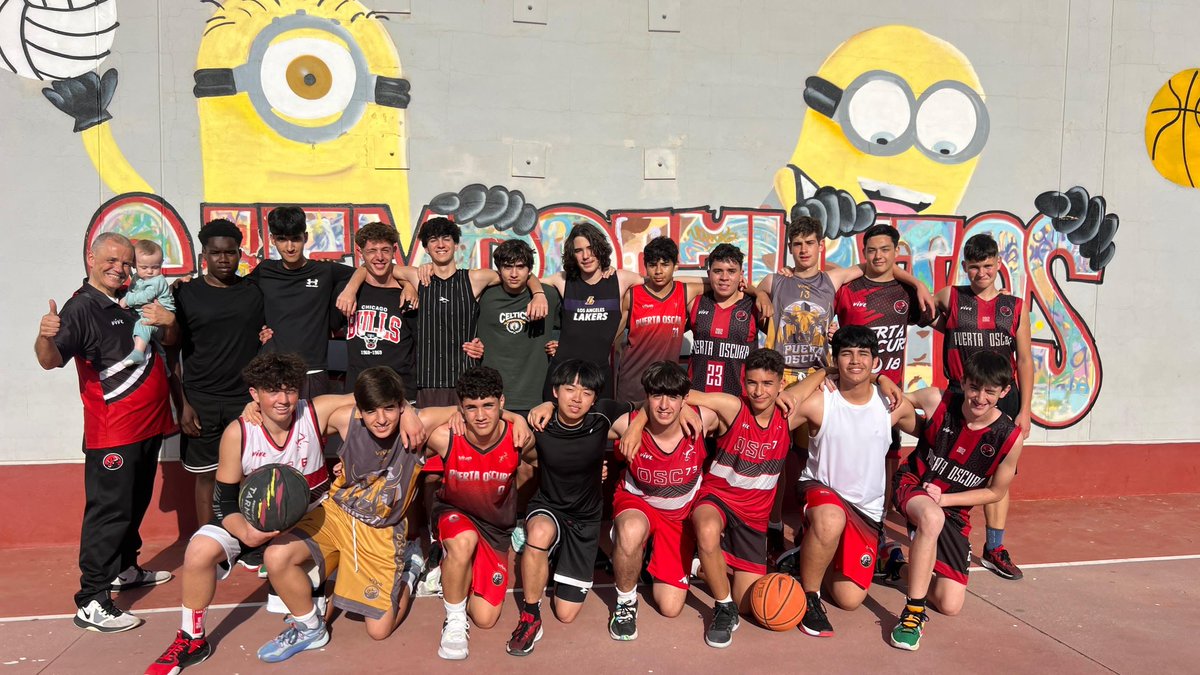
{"left": 942, "top": 286, "right": 1022, "bottom": 384}
{"left": 416, "top": 269, "right": 479, "bottom": 389}
{"left": 551, "top": 274, "right": 623, "bottom": 397}
{"left": 346, "top": 283, "right": 417, "bottom": 389}
{"left": 906, "top": 392, "right": 1021, "bottom": 516}
{"left": 687, "top": 292, "right": 758, "bottom": 396}
{"left": 531, "top": 399, "right": 634, "bottom": 519}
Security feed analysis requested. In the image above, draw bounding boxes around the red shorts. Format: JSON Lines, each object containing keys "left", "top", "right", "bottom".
{"left": 612, "top": 491, "right": 695, "bottom": 590}
{"left": 437, "top": 511, "right": 509, "bottom": 606}
{"left": 693, "top": 494, "right": 767, "bottom": 575}
{"left": 798, "top": 480, "right": 882, "bottom": 590}
{"left": 892, "top": 472, "right": 971, "bottom": 585}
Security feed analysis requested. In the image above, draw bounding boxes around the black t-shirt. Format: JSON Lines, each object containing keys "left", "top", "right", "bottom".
{"left": 532, "top": 399, "right": 633, "bottom": 519}
{"left": 345, "top": 282, "right": 418, "bottom": 391}
{"left": 174, "top": 276, "right": 266, "bottom": 399}
{"left": 249, "top": 259, "right": 355, "bottom": 370}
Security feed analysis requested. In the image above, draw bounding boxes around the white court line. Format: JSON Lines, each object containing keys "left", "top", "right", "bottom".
{"left": 3, "top": 554, "right": 1199, "bottom": 624}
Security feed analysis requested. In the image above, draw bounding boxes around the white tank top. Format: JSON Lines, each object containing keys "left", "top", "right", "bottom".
{"left": 801, "top": 387, "right": 892, "bottom": 521}
{"left": 240, "top": 399, "right": 329, "bottom": 494}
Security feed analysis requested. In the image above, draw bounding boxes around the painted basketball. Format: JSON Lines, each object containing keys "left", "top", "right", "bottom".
{"left": 239, "top": 464, "right": 310, "bottom": 532}
{"left": 749, "top": 573, "right": 807, "bottom": 631}
{"left": 1145, "top": 68, "right": 1200, "bottom": 188}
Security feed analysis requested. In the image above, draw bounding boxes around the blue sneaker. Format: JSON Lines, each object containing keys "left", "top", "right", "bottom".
{"left": 257, "top": 621, "right": 329, "bottom": 663}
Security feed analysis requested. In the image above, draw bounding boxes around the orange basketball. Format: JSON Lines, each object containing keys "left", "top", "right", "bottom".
{"left": 749, "top": 573, "right": 807, "bottom": 631}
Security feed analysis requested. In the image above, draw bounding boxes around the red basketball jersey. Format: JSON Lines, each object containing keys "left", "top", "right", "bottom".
{"left": 942, "top": 286, "right": 1022, "bottom": 384}
{"left": 437, "top": 423, "right": 520, "bottom": 532}
{"left": 688, "top": 293, "right": 758, "bottom": 396}
{"left": 834, "top": 277, "right": 920, "bottom": 386}
{"left": 616, "top": 282, "right": 689, "bottom": 402}
{"left": 615, "top": 409, "right": 705, "bottom": 521}
{"left": 697, "top": 401, "right": 790, "bottom": 526}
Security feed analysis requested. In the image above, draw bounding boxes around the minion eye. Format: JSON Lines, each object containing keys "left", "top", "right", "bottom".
{"left": 260, "top": 37, "right": 356, "bottom": 120}
{"left": 843, "top": 78, "right": 913, "bottom": 155}
{"left": 914, "top": 82, "right": 989, "bottom": 163}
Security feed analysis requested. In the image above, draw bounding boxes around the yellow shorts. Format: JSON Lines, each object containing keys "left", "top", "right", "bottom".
{"left": 296, "top": 501, "right": 409, "bottom": 620}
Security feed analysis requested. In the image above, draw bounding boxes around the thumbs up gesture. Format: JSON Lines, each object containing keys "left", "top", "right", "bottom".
{"left": 40, "top": 300, "right": 61, "bottom": 339}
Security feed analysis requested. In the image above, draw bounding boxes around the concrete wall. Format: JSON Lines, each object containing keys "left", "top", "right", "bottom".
{"left": 2, "top": 0, "right": 1197, "bottom": 464}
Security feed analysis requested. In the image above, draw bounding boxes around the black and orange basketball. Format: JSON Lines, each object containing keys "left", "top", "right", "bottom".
{"left": 749, "top": 573, "right": 806, "bottom": 631}
{"left": 239, "top": 464, "right": 310, "bottom": 532}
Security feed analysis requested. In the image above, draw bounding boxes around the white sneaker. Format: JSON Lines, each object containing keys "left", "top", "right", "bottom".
{"left": 438, "top": 615, "right": 470, "bottom": 660}
{"left": 73, "top": 598, "right": 143, "bottom": 633}
{"left": 401, "top": 540, "right": 426, "bottom": 594}
{"left": 110, "top": 565, "right": 173, "bottom": 592}
{"left": 416, "top": 565, "right": 442, "bottom": 598}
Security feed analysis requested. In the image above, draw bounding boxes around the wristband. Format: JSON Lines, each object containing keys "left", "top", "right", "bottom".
{"left": 532, "top": 291, "right": 545, "bottom": 295}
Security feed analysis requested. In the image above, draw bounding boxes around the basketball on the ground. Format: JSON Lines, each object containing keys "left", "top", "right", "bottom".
{"left": 239, "top": 463, "right": 310, "bottom": 532}
{"left": 749, "top": 573, "right": 807, "bottom": 631}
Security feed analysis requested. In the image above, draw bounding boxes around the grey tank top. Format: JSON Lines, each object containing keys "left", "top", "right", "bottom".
{"left": 329, "top": 410, "right": 424, "bottom": 528}
{"left": 767, "top": 271, "right": 836, "bottom": 371}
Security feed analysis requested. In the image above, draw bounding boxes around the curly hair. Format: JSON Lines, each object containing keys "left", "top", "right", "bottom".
{"left": 562, "top": 222, "right": 612, "bottom": 280}
{"left": 455, "top": 366, "right": 505, "bottom": 402}
{"left": 241, "top": 353, "right": 307, "bottom": 392}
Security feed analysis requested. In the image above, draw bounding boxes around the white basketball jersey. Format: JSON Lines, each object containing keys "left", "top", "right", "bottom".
{"left": 801, "top": 387, "right": 892, "bottom": 521}
{"left": 240, "top": 399, "right": 329, "bottom": 494}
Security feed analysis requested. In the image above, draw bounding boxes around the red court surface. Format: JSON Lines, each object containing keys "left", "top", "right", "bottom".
{"left": 1, "top": 493, "right": 1196, "bottom": 674}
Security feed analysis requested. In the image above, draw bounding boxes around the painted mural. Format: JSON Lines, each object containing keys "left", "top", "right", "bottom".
{"left": 3, "top": 4, "right": 1119, "bottom": 429}
{"left": 1146, "top": 68, "right": 1200, "bottom": 188}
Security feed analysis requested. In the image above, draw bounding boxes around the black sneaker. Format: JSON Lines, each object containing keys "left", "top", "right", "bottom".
{"left": 608, "top": 600, "right": 638, "bottom": 641}
{"left": 775, "top": 545, "right": 802, "bottom": 576}
{"left": 505, "top": 611, "right": 543, "bottom": 656}
{"left": 767, "top": 526, "right": 786, "bottom": 558}
{"left": 704, "top": 601, "right": 740, "bottom": 648}
{"left": 799, "top": 593, "right": 833, "bottom": 637}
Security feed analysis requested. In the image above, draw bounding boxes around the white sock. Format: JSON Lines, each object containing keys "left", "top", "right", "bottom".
{"left": 444, "top": 598, "right": 467, "bottom": 619}
{"left": 181, "top": 607, "right": 205, "bottom": 638}
{"left": 616, "top": 587, "right": 637, "bottom": 605}
{"left": 716, "top": 593, "right": 733, "bottom": 605}
{"left": 293, "top": 605, "right": 321, "bottom": 631}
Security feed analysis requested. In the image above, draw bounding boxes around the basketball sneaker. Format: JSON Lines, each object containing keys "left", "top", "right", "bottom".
{"left": 505, "top": 611, "right": 543, "bottom": 656}
{"left": 145, "top": 630, "right": 211, "bottom": 674}
{"left": 874, "top": 542, "right": 906, "bottom": 585}
{"left": 774, "top": 545, "right": 802, "bottom": 576}
{"left": 981, "top": 545, "right": 1023, "bottom": 580}
{"left": 416, "top": 564, "right": 443, "bottom": 598}
{"left": 608, "top": 599, "right": 638, "bottom": 641}
{"left": 438, "top": 615, "right": 470, "bottom": 660}
{"left": 889, "top": 607, "right": 928, "bottom": 651}
{"left": 703, "top": 600, "right": 740, "bottom": 648}
{"left": 74, "top": 598, "right": 143, "bottom": 633}
{"left": 400, "top": 539, "right": 426, "bottom": 594}
{"left": 256, "top": 620, "right": 329, "bottom": 663}
{"left": 799, "top": 593, "right": 834, "bottom": 637}
{"left": 111, "top": 565, "right": 173, "bottom": 592}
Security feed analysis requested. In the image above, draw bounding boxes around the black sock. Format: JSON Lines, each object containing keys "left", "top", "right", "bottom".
{"left": 524, "top": 598, "right": 541, "bottom": 620}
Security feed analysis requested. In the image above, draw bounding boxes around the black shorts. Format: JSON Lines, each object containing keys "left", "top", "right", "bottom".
{"left": 695, "top": 493, "right": 768, "bottom": 575}
{"left": 181, "top": 392, "right": 250, "bottom": 473}
{"left": 892, "top": 471, "right": 972, "bottom": 585}
{"left": 526, "top": 498, "right": 600, "bottom": 603}
{"left": 947, "top": 383, "right": 1021, "bottom": 419}
{"left": 417, "top": 387, "right": 459, "bottom": 408}
{"left": 302, "top": 371, "right": 331, "bottom": 399}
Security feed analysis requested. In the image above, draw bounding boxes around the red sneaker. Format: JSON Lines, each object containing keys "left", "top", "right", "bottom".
{"left": 505, "top": 611, "right": 543, "bottom": 656}
{"left": 145, "top": 630, "right": 211, "bottom": 675}
{"left": 981, "top": 545, "right": 1023, "bottom": 580}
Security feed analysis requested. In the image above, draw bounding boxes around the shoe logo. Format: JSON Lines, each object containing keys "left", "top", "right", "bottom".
{"left": 306, "top": 278, "right": 319, "bottom": 288}
{"left": 492, "top": 572, "right": 504, "bottom": 586}
{"left": 860, "top": 553, "right": 873, "bottom": 568}
{"left": 102, "top": 452, "right": 123, "bottom": 471}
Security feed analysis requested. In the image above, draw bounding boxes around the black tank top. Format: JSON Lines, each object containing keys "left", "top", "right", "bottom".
{"left": 687, "top": 292, "right": 759, "bottom": 396}
{"left": 550, "top": 274, "right": 622, "bottom": 398}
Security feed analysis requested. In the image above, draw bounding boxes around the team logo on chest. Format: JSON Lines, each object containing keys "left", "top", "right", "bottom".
{"left": 734, "top": 309, "right": 749, "bottom": 323}
{"left": 893, "top": 299, "right": 908, "bottom": 315}
{"left": 499, "top": 311, "right": 527, "bottom": 334}
{"left": 999, "top": 305, "right": 1012, "bottom": 318}
{"left": 980, "top": 443, "right": 996, "bottom": 458}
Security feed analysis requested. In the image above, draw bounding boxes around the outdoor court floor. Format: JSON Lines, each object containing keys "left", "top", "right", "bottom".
{"left": 1, "top": 493, "right": 1196, "bottom": 674}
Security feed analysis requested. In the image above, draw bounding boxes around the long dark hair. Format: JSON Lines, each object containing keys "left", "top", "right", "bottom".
{"left": 561, "top": 222, "right": 612, "bottom": 281}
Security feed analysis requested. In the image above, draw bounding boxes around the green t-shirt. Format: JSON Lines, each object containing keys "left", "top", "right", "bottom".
{"left": 478, "top": 284, "right": 560, "bottom": 411}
